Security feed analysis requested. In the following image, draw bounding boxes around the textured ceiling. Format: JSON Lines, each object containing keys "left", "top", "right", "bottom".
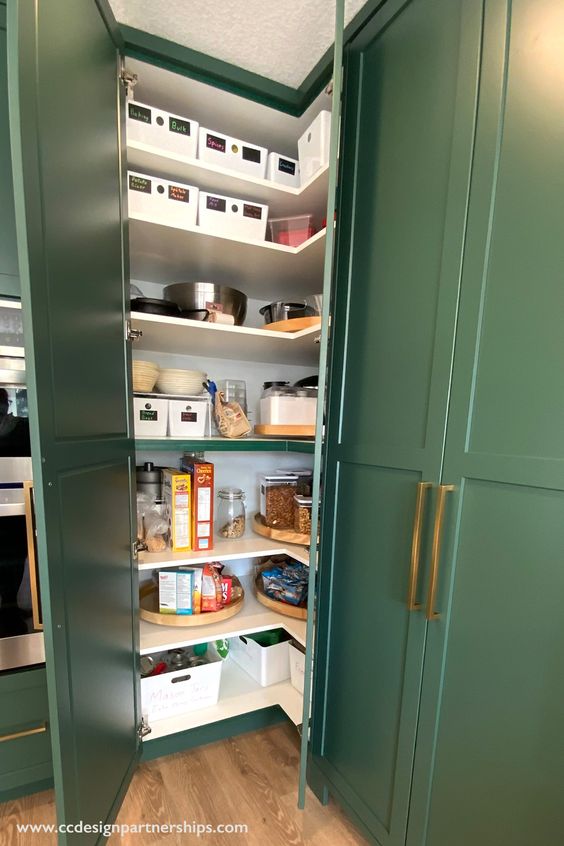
{"left": 110, "top": 0, "right": 369, "bottom": 88}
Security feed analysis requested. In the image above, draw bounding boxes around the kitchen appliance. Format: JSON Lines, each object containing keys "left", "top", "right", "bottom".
{"left": 164, "top": 282, "right": 247, "bottom": 326}
{"left": 126, "top": 100, "right": 199, "bottom": 158}
{"left": 259, "top": 301, "right": 317, "bottom": 324}
{"left": 298, "top": 109, "right": 332, "bottom": 181}
{"left": 0, "top": 299, "right": 44, "bottom": 671}
{"left": 266, "top": 152, "right": 301, "bottom": 188}
{"left": 198, "top": 191, "right": 268, "bottom": 241}
{"left": 130, "top": 297, "right": 181, "bottom": 317}
{"left": 128, "top": 171, "right": 199, "bottom": 228}
{"left": 136, "top": 462, "right": 163, "bottom": 503}
{"left": 198, "top": 127, "right": 268, "bottom": 178}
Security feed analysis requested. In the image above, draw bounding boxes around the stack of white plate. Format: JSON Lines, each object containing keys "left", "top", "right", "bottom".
{"left": 132, "top": 360, "right": 159, "bottom": 393}
{"left": 156, "top": 368, "right": 206, "bottom": 396}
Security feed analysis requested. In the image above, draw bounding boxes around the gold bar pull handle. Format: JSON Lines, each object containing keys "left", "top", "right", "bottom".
{"left": 426, "top": 484, "right": 455, "bottom": 621}
{"left": 23, "top": 481, "right": 43, "bottom": 632}
{"left": 0, "top": 723, "right": 48, "bottom": 744}
{"left": 407, "top": 481, "right": 432, "bottom": 611}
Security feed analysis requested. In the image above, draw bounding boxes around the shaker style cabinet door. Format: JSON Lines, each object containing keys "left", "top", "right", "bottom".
{"left": 8, "top": 1, "right": 139, "bottom": 842}
{"left": 0, "top": 1, "right": 18, "bottom": 296}
{"left": 408, "top": 2, "right": 564, "bottom": 845}
{"left": 310, "top": 0, "right": 482, "bottom": 843}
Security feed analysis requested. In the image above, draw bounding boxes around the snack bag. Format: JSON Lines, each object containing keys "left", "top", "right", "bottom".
{"left": 201, "top": 562, "right": 224, "bottom": 612}
{"left": 214, "top": 391, "right": 251, "bottom": 439}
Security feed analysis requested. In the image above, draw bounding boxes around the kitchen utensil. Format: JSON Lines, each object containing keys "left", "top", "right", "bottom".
{"left": 131, "top": 297, "right": 181, "bottom": 317}
{"left": 259, "top": 301, "right": 316, "bottom": 324}
{"left": 180, "top": 308, "right": 210, "bottom": 321}
{"left": 132, "top": 360, "right": 159, "bottom": 393}
{"left": 164, "top": 282, "right": 247, "bottom": 326}
{"left": 156, "top": 368, "right": 206, "bottom": 395}
{"left": 294, "top": 375, "right": 319, "bottom": 388}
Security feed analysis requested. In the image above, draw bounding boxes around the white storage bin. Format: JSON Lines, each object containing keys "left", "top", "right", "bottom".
{"left": 288, "top": 641, "right": 306, "bottom": 694}
{"left": 133, "top": 397, "right": 168, "bottom": 437}
{"left": 168, "top": 398, "right": 208, "bottom": 437}
{"left": 128, "top": 171, "right": 199, "bottom": 229}
{"left": 298, "top": 110, "right": 331, "bottom": 182}
{"left": 126, "top": 100, "right": 199, "bottom": 158}
{"left": 198, "top": 191, "right": 268, "bottom": 241}
{"left": 267, "top": 152, "right": 301, "bottom": 188}
{"left": 198, "top": 127, "right": 267, "bottom": 178}
{"left": 230, "top": 630, "right": 291, "bottom": 687}
{"left": 141, "top": 651, "right": 223, "bottom": 721}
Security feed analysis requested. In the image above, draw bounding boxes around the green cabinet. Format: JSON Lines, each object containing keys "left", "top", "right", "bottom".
{"left": 0, "top": 1, "right": 18, "bottom": 295}
{"left": 312, "top": 0, "right": 564, "bottom": 844}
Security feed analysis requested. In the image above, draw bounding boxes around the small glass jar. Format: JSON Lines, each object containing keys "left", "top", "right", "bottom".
{"left": 294, "top": 495, "right": 313, "bottom": 535}
{"left": 217, "top": 487, "right": 246, "bottom": 539}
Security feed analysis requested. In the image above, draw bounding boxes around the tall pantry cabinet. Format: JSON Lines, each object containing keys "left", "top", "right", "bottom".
{"left": 312, "top": 1, "right": 564, "bottom": 846}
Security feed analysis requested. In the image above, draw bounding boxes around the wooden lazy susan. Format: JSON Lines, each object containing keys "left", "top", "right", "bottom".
{"left": 252, "top": 512, "right": 310, "bottom": 546}
{"left": 254, "top": 570, "right": 307, "bottom": 621}
{"left": 263, "top": 316, "right": 321, "bottom": 333}
{"left": 254, "top": 424, "right": 315, "bottom": 438}
{"left": 140, "top": 575, "right": 244, "bottom": 627}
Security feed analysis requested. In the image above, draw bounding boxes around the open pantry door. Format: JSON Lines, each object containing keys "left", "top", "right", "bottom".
{"left": 8, "top": 0, "right": 139, "bottom": 841}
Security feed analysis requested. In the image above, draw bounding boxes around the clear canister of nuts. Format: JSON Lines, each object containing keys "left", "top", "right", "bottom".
{"left": 217, "top": 487, "right": 246, "bottom": 538}
{"left": 260, "top": 475, "right": 298, "bottom": 529}
{"left": 294, "top": 494, "right": 313, "bottom": 535}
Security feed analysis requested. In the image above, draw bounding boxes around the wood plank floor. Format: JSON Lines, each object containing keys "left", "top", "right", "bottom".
{"left": 0, "top": 723, "right": 368, "bottom": 845}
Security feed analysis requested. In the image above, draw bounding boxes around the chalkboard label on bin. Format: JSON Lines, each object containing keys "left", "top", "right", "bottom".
{"left": 181, "top": 411, "right": 197, "bottom": 422}
{"left": 140, "top": 409, "right": 158, "bottom": 421}
{"left": 278, "top": 157, "right": 296, "bottom": 176}
{"left": 242, "top": 145, "right": 261, "bottom": 164}
{"left": 206, "top": 133, "right": 226, "bottom": 153}
{"left": 243, "top": 203, "right": 262, "bottom": 220}
{"left": 128, "top": 103, "right": 151, "bottom": 124}
{"left": 129, "top": 174, "right": 151, "bottom": 194}
{"left": 168, "top": 185, "right": 190, "bottom": 203}
{"left": 206, "top": 195, "right": 226, "bottom": 213}
{"left": 169, "top": 116, "right": 191, "bottom": 136}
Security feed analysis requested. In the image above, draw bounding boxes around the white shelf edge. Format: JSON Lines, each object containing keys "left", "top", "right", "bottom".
{"left": 138, "top": 534, "right": 310, "bottom": 571}
{"left": 130, "top": 311, "right": 321, "bottom": 342}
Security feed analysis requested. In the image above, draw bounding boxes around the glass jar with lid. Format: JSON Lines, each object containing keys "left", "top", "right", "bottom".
{"left": 217, "top": 487, "right": 246, "bottom": 538}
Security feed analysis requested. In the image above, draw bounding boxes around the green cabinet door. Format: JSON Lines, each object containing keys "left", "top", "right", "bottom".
{"left": 8, "top": 1, "right": 139, "bottom": 842}
{"left": 407, "top": 2, "right": 564, "bottom": 844}
{"left": 310, "top": 0, "right": 482, "bottom": 843}
{"left": 0, "top": 1, "right": 18, "bottom": 295}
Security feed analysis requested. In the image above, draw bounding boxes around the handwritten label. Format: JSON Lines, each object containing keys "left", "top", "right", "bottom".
{"left": 278, "top": 157, "right": 296, "bottom": 176}
{"left": 206, "top": 133, "right": 226, "bottom": 153}
{"left": 128, "top": 103, "right": 151, "bottom": 124}
{"left": 206, "top": 195, "right": 226, "bottom": 213}
{"left": 243, "top": 203, "right": 262, "bottom": 220}
{"left": 129, "top": 174, "right": 151, "bottom": 194}
{"left": 168, "top": 185, "right": 190, "bottom": 203}
{"left": 169, "top": 116, "right": 191, "bottom": 136}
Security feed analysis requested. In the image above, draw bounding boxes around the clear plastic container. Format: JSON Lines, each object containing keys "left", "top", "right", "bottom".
{"left": 217, "top": 487, "right": 246, "bottom": 538}
{"left": 294, "top": 495, "right": 313, "bottom": 535}
{"left": 218, "top": 380, "right": 247, "bottom": 415}
{"left": 267, "top": 214, "right": 316, "bottom": 247}
{"left": 260, "top": 385, "right": 317, "bottom": 426}
{"left": 276, "top": 468, "right": 313, "bottom": 496}
{"left": 260, "top": 475, "right": 298, "bottom": 529}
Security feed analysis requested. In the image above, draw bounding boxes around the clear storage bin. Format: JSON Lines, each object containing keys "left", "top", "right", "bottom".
{"left": 260, "top": 474, "right": 298, "bottom": 529}
{"left": 268, "top": 214, "right": 315, "bottom": 247}
{"left": 294, "top": 494, "right": 313, "bottom": 535}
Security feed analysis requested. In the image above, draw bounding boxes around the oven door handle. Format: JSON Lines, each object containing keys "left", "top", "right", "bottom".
{"left": 23, "top": 481, "right": 43, "bottom": 632}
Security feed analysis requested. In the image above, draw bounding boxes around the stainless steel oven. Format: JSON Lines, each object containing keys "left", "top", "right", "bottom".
{"left": 0, "top": 299, "right": 45, "bottom": 671}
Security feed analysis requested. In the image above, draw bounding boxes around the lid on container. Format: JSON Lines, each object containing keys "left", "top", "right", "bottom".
{"left": 262, "top": 385, "right": 299, "bottom": 398}
{"left": 136, "top": 462, "right": 163, "bottom": 482}
{"left": 276, "top": 468, "right": 313, "bottom": 479}
{"left": 261, "top": 474, "right": 298, "bottom": 484}
{"left": 262, "top": 381, "right": 289, "bottom": 390}
{"left": 294, "top": 495, "right": 313, "bottom": 506}
{"left": 218, "top": 486, "right": 246, "bottom": 501}
{"left": 268, "top": 214, "right": 314, "bottom": 225}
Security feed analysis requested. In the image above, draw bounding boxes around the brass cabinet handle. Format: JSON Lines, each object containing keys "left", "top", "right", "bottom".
{"left": 0, "top": 723, "right": 48, "bottom": 743}
{"left": 407, "top": 481, "right": 432, "bottom": 610}
{"left": 23, "top": 481, "right": 43, "bottom": 632}
{"left": 426, "top": 484, "right": 455, "bottom": 621}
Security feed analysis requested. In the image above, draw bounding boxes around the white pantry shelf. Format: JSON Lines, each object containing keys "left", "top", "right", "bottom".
{"left": 129, "top": 215, "right": 326, "bottom": 299}
{"left": 144, "top": 659, "right": 303, "bottom": 740}
{"left": 131, "top": 311, "right": 321, "bottom": 365}
{"left": 128, "top": 140, "right": 329, "bottom": 221}
{"left": 139, "top": 573, "right": 306, "bottom": 655}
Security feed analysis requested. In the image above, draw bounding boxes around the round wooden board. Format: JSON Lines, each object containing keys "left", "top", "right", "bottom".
{"left": 140, "top": 576, "right": 244, "bottom": 627}
{"left": 263, "top": 316, "right": 322, "bottom": 333}
{"left": 255, "top": 573, "right": 307, "bottom": 620}
{"left": 252, "top": 512, "right": 310, "bottom": 546}
{"left": 254, "top": 424, "right": 315, "bottom": 438}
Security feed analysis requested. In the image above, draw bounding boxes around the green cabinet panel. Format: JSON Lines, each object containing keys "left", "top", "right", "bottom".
{"left": 310, "top": 0, "right": 482, "bottom": 843}
{"left": 0, "top": 668, "right": 52, "bottom": 794}
{"left": 8, "top": 0, "right": 139, "bottom": 842}
{"left": 0, "top": 2, "right": 18, "bottom": 295}
{"left": 408, "top": 2, "right": 564, "bottom": 844}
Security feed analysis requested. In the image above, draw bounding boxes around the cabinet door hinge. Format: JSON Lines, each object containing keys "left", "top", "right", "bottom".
{"left": 132, "top": 539, "right": 148, "bottom": 560}
{"left": 138, "top": 716, "right": 151, "bottom": 739}
{"left": 120, "top": 65, "right": 138, "bottom": 98}
{"left": 126, "top": 320, "right": 143, "bottom": 342}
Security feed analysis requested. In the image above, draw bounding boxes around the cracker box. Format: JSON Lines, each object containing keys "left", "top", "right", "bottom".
{"left": 158, "top": 568, "right": 193, "bottom": 615}
{"left": 162, "top": 468, "right": 192, "bottom": 551}
{"left": 182, "top": 459, "right": 214, "bottom": 552}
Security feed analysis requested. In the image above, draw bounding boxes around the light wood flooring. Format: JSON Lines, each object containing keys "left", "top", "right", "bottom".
{"left": 0, "top": 723, "right": 368, "bottom": 845}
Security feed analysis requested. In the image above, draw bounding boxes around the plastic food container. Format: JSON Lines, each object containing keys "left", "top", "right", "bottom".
{"left": 268, "top": 215, "right": 315, "bottom": 247}
{"left": 276, "top": 468, "right": 312, "bottom": 495}
{"left": 260, "top": 386, "right": 317, "bottom": 426}
{"left": 298, "top": 109, "right": 331, "bottom": 181}
{"left": 266, "top": 152, "right": 301, "bottom": 188}
{"left": 229, "top": 629, "right": 291, "bottom": 687}
{"left": 133, "top": 397, "right": 168, "bottom": 437}
{"left": 198, "top": 191, "right": 268, "bottom": 241}
{"left": 168, "top": 398, "right": 209, "bottom": 437}
{"left": 126, "top": 100, "right": 199, "bottom": 158}
{"left": 294, "top": 494, "right": 313, "bottom": 535}
{"left": 128, "top": 171, "right": 199, "bottom": 228}
{"left": 198, "top": 127, "right": 267, "bottom": 179}
{"left": 260, "top": 474, "right": 298, "bottom": 529}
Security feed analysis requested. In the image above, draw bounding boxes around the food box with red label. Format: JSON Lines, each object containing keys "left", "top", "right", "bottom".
{"left": 182, "top": 459, "right": 214, "bottom": 552}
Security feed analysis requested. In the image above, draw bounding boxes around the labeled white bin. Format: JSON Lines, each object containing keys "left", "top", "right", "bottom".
{"left": 298, "top": 109, "right": 331, "bottom": 182}
{"left": 288, "top": 641, "right": 306, "bottom": 695}
{"left": 168, "top": 398, "right": 208, "bottom": 437}
{"left": 134, "top": 397, "right": 168, "bottom": 437}
{"left": 198, "top": 127, "right": 267, "bottom": 179}
{"left": 198, "top": 191, "right": 268, "bottom": 241}
{"left": 126, "top": 100, "right": 199, "bottom": 158}
{"left": 267, "top": 152, "right": 301, "bottom": 188}
{"left": 230, "top": 630, "right": 291, "bottom": 687}
{"left": 128, "top": 171, "right": 199, "bottom": 228}
{"left": 141, "top": 650, "right": 223, "bottom": 721}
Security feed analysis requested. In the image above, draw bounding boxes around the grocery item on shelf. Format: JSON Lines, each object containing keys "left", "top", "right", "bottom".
{"left": 128, "top": 171, "right": 199, "bottom": 228}
{"left": 207, "top": 380, "right": 251, "bottom": 439}
{"left": 162, "top": 468, "right": 192, "bottom": 551}
{"left": 158, "top": 567, "right": 193, "bottom": 615}
{"left": 132, "top": 359, "right": 159, "bottom": 393}
{"left": 259, "top": 384, "right": 317, "bottom": 426}
{"left": 198, "top": 191, "right": 268, "bottom": 241}
{"left": 217, "top": 487, "right": 246, "bottom": 539}
{"left": 294, "top": 495, "right": 313, "bottom": 535}
{"left": 126, "top": 100, "right": 199, "bottom": 158}
{"left": 198, "top": 127, "right": 268, "bottom": 178}
{"left": 260, "top": 474, "right": 298, "bottom": 529}
{"left": 276, "top": 468, "right": 313, "bottom": 495}
{"left": 260, "top": 560, "right": 309, "bottom": 606}
{"left": 133, "top": 396, "right": 168, "bottom": 436}
{"left": 267, "top": 214, "right": 316, "bottom": 247}
{"left": 164, "top": 282, "right": 248, "bottom": 326}
{"left": 201, "top": 562, "right": 224, "bottom": 612}
{"left": 298, "top": 109, "right": 331, "bottom": 181}
{"left": 182, "top": 457, "right": 214, "bottom": 551}
{"left": 266, "top": 152, "right": 301, "bottom": 188}
{"left": 168, "top": 398, "right": 209, "bottom": 437}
